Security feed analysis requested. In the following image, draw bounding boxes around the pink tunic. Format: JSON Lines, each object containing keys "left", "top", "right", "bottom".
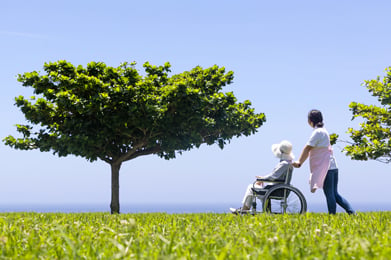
{"left": 309, "top": 146, "right": 331, "bottom": 192}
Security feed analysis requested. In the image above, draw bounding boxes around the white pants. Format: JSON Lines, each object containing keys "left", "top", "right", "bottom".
{"left": 241, "top": 183, "right": 265, "bottom": 208}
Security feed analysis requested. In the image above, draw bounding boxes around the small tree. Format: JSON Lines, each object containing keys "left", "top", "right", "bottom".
{"left": 344, "top": 67, "right": 391, "bottom": 163}
{"left": 3, "top": 60, "right": 266, "bottom": 213}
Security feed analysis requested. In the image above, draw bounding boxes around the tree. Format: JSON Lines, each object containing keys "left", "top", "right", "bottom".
{"left": 344, "top": 67, "right": 391, "bottom": 163}
{"left": 3, "top": 60, "right": 266, "bottom": 213}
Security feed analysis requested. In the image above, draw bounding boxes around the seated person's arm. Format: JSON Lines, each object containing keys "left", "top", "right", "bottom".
{"left": 256, "top": 161, "right": 289, "bottom": 182}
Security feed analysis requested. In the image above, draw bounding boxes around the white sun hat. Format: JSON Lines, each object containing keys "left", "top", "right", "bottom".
{"left": 271, "top": 140, "right": 294, "bottom": 161}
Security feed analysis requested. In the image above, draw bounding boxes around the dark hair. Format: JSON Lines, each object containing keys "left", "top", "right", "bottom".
{"left": 308, "top": 109, "right": 324, "bottom": 127}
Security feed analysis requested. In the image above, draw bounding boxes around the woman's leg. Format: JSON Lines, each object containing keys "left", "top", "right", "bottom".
{"left": 323, "top": 169, "right": 337, "bottom": 214}
{"left": 334, "top": 170, "right": 355, "bottom": 214}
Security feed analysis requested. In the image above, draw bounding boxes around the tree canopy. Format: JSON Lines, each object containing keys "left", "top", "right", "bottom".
{"left": 3, "top": 60, "right": 266, "bottom": 213}
{"left": 344, "top": 67, "right": 391, "bottom": 163}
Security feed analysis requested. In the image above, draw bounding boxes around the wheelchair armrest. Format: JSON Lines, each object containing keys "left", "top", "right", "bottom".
{"left": 252, "top": 179, "right": 283, "bottom": 190}
{"left": 256, "top": 178, "right": 284, "bottom": 183}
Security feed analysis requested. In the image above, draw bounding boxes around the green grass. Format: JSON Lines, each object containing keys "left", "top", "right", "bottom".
{"left": 0, "top": 212, "right": 390, "bottom": 259}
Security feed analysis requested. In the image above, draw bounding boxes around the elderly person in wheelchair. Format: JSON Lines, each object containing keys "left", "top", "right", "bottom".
{"left": 230, "top": 140, "right": 306, "bottom": 215}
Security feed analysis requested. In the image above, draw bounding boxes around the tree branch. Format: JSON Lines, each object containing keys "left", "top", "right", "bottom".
{"left": 119, "top": 145, "right": 162, "bottom": 163}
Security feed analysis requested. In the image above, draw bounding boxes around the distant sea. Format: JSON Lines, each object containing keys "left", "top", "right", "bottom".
{"left": 0, "top": 202, "right": 390, "bottom": 214}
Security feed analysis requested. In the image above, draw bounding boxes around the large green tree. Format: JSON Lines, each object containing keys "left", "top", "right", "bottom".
{"left": 344, "top": 67, "right": 391, "bottom": 163}
{"left": 3, "top": 60, "right": 265, "bottom": 213}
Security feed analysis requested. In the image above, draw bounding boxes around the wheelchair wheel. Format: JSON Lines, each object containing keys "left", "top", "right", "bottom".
{"left": 262, "top": 184, "right": 307, "bottom": 214}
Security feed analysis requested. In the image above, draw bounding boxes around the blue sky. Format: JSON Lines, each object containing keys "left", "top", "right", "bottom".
{"left": 1, "top": 0, "right": 390, "bottom": 212}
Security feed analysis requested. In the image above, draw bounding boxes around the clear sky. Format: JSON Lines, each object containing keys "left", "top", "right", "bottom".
{"left": 1, "top": 0, "right": 390, "bottom": 212}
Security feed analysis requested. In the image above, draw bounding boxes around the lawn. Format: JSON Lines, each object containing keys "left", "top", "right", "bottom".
{"left": 0, "top": 212, "right": 389, "bottom": 259}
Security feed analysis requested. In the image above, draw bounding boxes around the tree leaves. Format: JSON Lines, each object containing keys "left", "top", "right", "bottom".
{"left": 4, "top": 60, "right": 266, "bottom": 165}
{"left": 345, "top": 67, "right": 391, "bottom": 163}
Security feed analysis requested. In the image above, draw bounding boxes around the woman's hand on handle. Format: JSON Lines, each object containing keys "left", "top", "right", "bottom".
{"left": 292, "top": 161, "right": 301, "bottom": 168}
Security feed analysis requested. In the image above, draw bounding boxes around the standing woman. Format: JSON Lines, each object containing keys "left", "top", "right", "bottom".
{"left": 292, "top": 109, "right": 355, "bottom": 214}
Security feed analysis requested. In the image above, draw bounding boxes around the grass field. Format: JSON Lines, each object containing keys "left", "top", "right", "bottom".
{"left": 0, "top": 212, "right": 390, "bottom": 259}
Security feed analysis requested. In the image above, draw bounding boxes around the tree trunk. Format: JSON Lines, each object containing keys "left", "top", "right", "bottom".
{"left": 110, "top": 162, "right": 122, "bottom": 214}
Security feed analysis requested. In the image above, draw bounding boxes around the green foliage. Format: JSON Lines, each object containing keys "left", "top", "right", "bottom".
{"left": 3, "top": 60, "right": 265, "bottom": 163}
{"left": 329, "top": 133, "right": 338, "bottom": 146}
{"left": 345, "top": 67, "right": 391, "bottom": 163}
{"left": 0, "top": 212, "right": 390, "bottom": 259}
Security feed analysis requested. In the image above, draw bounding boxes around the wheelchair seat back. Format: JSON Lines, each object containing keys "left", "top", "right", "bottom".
{"left": 284, "top": 165, "right": 293, "bottom": 185}
{"left": 252, "top": 165, "right": 294, "bottom": 196}
{"left": 266, "top": 164, "right": 293, "bottom": 184}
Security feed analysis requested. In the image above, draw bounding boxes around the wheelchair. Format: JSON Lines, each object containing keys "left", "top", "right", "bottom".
{"left": 248, "top": 165, "right": 307, "bottom": 214}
